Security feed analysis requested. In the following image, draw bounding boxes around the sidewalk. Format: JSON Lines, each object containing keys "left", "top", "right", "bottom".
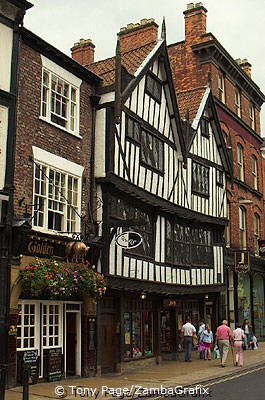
{"left": 7, "top": 343, "right": 265, "bottom": 400}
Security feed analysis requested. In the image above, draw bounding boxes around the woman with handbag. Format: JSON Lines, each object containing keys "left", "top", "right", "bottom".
{"left": 200, "top": 325, "right": 213, "bottom": 360}
{"left": 242, "top": 319, "right": 253, "bottom": 349}
{"left": 233, "top": 323, "right": 245, "bottom": 367}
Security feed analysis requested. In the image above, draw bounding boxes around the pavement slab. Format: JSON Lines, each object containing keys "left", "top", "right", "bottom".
{"left": 6, "top": 343, "right": 265, "bottom": 400}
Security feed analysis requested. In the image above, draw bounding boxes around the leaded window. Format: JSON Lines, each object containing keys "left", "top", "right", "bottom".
{"left": 192, "top": 162, "right": 209, "bottom": 196}
{"left": 41, "top": 69, "right": 78, "bottom": 134}
{"left": 200, "top": 117, "right": 210, "bottom": 137}
{"left": 126, "top": 116, "right": 141, "bottom": 143}
{"left": 145, "top": 73, "right": 162, "bottom": 103}
{"left": 109, "top": 196, "right": 153, "bottom": 257}
{"left": 216, "top": 169, "right": 224, "bottom": 187}
{"left": 165, "top": 220, "right": 213, "bottom": 267}
{"left": 141, "top": 130, "right": 164, "bottom": 172}
{"left": 33, "top": 163, "right": 80, "bottom": 233}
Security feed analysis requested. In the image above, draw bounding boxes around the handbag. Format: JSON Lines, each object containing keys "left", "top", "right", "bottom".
{"left": 192, "top": 334, "right": 198, "bottom": 348}
{"left": 198, "top": 342, "right": 206, "bottom": 352}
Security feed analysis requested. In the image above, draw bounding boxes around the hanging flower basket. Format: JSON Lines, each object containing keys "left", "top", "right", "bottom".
{"left": 20, "top": 258, "right": 106, "bottom": 300}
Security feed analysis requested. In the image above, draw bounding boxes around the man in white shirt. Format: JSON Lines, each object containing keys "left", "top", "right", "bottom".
{"left": 181, "top": 317, "right": 196, "bottom": 361}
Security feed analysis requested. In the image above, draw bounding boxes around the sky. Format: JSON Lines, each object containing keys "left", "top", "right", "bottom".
{"left": 24, "top": 0, "right": 265, "bottom": 134}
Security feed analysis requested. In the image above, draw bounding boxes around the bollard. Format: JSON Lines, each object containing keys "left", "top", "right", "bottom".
{"left": 22, "top": 367, "right": 29, "bottom": 400}
{"left": 0, "top": 364, "right": 7, "bottom": 400}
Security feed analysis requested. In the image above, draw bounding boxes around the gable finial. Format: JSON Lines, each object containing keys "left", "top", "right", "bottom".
{"left": 115, "top": 38, "right": 122, "bottom": 125}
{"left": 161, "top": 17, "right": 167, "bottom": 41}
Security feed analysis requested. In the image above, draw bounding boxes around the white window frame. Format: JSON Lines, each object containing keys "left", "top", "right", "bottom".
{"left": 251, "top": 155, "right": 258, "bottom": 190}
{"left": 239, "top": 206, "right": 247, "bottom": 250}
{"left": 17, "top": 302, "right": 40, "bottom": 351}
{"left": 237, "top": 143, "right": 244, "bottom": 181}
{"left": 42, "top": 303, "right": 63, "bottom": 349}
{"left": 40, "top": 56, "right": 81, "bottom": 137}
{"left": 235, "top": 88, "right": 241, "bottom": 117}
{"left": 254, "top": 213, "right": 260, "bottom": 256}
{"left": 32, "top": 147, "right": 84, "bottom": 235}
{"left": 218, "top": 72, "right": 225, "bottom": 103}
{"left": 250, "top": 103, "right": 255, "bottom": 130}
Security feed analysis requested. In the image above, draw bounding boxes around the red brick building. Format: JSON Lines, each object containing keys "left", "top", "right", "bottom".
{"left": 168, "top": 3, "right": 265, "bottom": 336}
{"left": 7, "top": 25, "right": 101, "bottom": 386}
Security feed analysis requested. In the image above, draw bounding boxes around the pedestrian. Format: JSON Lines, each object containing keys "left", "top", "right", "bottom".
{"left": 200, "top": 325, "right": 213, "bottom": 360}
{"left": 233, "top": 323, "right": 245, "bottom": 367}
{"left": 198, "top": 321, "right": 206, "bottom": 359}
{"left": 215, "top": 320, "right": 233, "bottom": 367}
{"left": 181, "top": 317, "right": 196, "bottom": 362}
{"left": 242, "top": 319, "right": 253, "bottom": 349}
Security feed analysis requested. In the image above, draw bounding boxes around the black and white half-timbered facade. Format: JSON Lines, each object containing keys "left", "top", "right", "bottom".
{"left": 92, "top": 22, "right": 231, "bottom": 373}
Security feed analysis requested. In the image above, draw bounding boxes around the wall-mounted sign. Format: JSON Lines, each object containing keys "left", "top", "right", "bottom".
{"left": 258, "top": 240, "right": 265, "bottom": 257}
{"left": 115, "top": 231, "right": 142, "bottom": 249}
{"left": 234, "top": 251, "right": 250, "bottom": 273}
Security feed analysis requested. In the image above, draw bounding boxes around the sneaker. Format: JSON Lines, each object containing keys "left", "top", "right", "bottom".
{"left": 221, "top": 365, "right": 225, "bottom": 368}
{"left": 235, "top": 362, "right": 238, "bottom": 366}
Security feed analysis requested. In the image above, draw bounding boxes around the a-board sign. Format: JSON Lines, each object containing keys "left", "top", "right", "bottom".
{"left": 47, "top": 348, "right": 62, "bottom": 382}
{"left": 115, "top": 231, "right": 142, "bottom": 249}
{"left": 23, "top": 350, "right": 39, "bottom": 384}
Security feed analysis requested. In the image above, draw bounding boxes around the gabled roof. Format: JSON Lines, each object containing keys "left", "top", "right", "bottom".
{"left": 89, "top": 42, "right": 157, "bottom": 87}
{"left": 177, "top": 86, "right": 232, "bottom": 175}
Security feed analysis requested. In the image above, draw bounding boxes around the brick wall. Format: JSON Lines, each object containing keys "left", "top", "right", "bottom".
{"left": 14, "top": 41, "right": 95, "bottom": 222}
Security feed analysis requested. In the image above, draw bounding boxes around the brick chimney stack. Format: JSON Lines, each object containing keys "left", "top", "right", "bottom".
{"left": 184, "top": 2, "right": 208, "bottom": 43}
{"left": 118, "top": 18, "right": 158, "bottom": 53}
{"left": 240, "top": 59, "right": 252, "bottom": 78}
{"left": 71, "top": 39, "right": 95, "bottom": 66}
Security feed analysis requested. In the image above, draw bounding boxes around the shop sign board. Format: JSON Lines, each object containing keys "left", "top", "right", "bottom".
{"left": 47, "top": 348, "right": 62, "bottom": 382}
{"left": 23, "top": 350, "right": 39, "bottom": 384}
{"left": 258, "top": 240, "right": 265, "bottom": 257}
{"left": 115, "top": 231, "right": 142, "bottom": 249}
{"left": 234, "top": 251, "right": 250, "bottom": 273}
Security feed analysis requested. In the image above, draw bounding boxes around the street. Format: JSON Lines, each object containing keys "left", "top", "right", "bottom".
{"left": 201, "top": 365, "right": 265, "bottom": 400}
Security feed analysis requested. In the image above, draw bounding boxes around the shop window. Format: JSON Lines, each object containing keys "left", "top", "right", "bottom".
{"left": 33, "top": 163, "right": 80, "bottom": 234}
{"left": 237, "top": 273, "right": 251, "bottom": 326}
{"left": 252, "top": 275, "right": 265, "bottom": 338}
{"left": 239, "top": 206, "right": 247, "bottom": 250}
{"left": 124, "top": 311, "right": 153, "bottom": 360}
{"left": 109, "top": 195, "right": 153, "bottom": 258}
{"left": 17, "top": 303, "right": 38, "bottom": 350}
{"left": 251, "top": 155, "right": 258, "bottom": 190}
{"left": 192, "top": 161, "right": 209, "bottom": 197}
{"left": 237, "top": 143, "right": 244, "bottom": 181}
{"left": 254, "top": 213, "right": 260, "bottom": 256}
{"left": 165, "top": 219, "right": 213, "bottom": 267}
{"left": 145, "top": 73, "right": 162, "bottom": 103}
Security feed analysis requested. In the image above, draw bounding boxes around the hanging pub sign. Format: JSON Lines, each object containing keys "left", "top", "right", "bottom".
{"left": 234, "top": 251, "right": 250, "bottom": 273}
{"left": 115, "top": 231, "right": 143, "bottom": 249}
{"left": 258, "top": 240, "right": 265, "bottom": 257}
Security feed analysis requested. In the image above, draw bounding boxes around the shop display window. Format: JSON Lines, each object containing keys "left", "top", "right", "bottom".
{"left": 123, "top": 311, "right": 153, "bottom": 360}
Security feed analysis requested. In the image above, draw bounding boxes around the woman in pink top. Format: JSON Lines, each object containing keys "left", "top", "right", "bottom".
{"left": 233, "top": 323, "right": 245, "bottom": 367}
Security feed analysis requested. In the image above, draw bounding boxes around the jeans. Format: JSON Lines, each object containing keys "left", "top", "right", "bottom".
{"left": 184, "top": 336, "right": 193, "bottom": 361}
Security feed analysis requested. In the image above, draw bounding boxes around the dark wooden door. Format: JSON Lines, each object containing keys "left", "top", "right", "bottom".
{"left": 66, "top": 313, "right": 76, "bottom": 375}
{"left": 101, "top": 313, "right": 116, "bottom": 373}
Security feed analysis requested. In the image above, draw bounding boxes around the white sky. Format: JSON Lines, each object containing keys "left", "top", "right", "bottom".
{"left": 24, "top": 0, "right": 265, "bottom": 134}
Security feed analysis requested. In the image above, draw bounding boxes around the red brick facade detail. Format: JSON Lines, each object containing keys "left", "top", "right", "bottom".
{"left": 71, "top": 39, "right": 95, "bottom": 66}
{"left": 118, "top": 20, "right": 158, "bottom": 53}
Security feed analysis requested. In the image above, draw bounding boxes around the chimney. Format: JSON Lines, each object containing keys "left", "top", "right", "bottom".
{"left": 240, "top": 59, "right": 252, "bottom": 78}
{"left": 71, "top": 39, "right": 95, "bottom": 66}
{"left": 118, "top": 18, "right": 158, "bottom": 53}
{"left": 183, "top": 2, "right": 208, "bottom": 42}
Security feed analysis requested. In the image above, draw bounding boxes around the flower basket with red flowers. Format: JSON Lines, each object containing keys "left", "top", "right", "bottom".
{"left": 20, "top": 258, "right": 106, "bottom": 300}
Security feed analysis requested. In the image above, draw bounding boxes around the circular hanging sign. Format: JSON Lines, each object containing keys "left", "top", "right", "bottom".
{"left": 115, "top": 231, "right": 143, "bottom": 249}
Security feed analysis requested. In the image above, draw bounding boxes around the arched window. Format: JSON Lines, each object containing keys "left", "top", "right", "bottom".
{"left": 239, "top": 207, "right": 246, "bottom": 250}
{"left": 254, "top": 213, "right": 260, "bottom": 255}
{"left": 237, "top": 144, "right": 244, "bottom": 181}
{"left": 251, "top": 155, "right": 258, "bottom": 190}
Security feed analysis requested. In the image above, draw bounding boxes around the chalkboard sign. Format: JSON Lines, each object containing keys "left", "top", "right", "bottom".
{"left": 47, "top": 348, "right": 62, "bottom": 382}
{"left": 23, "top": 350, "right": 39, "bottom": 385}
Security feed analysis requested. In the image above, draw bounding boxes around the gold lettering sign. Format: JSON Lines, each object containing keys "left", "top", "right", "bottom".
{"left": 28, "top": 241, "right": 54, "bottom": 256}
